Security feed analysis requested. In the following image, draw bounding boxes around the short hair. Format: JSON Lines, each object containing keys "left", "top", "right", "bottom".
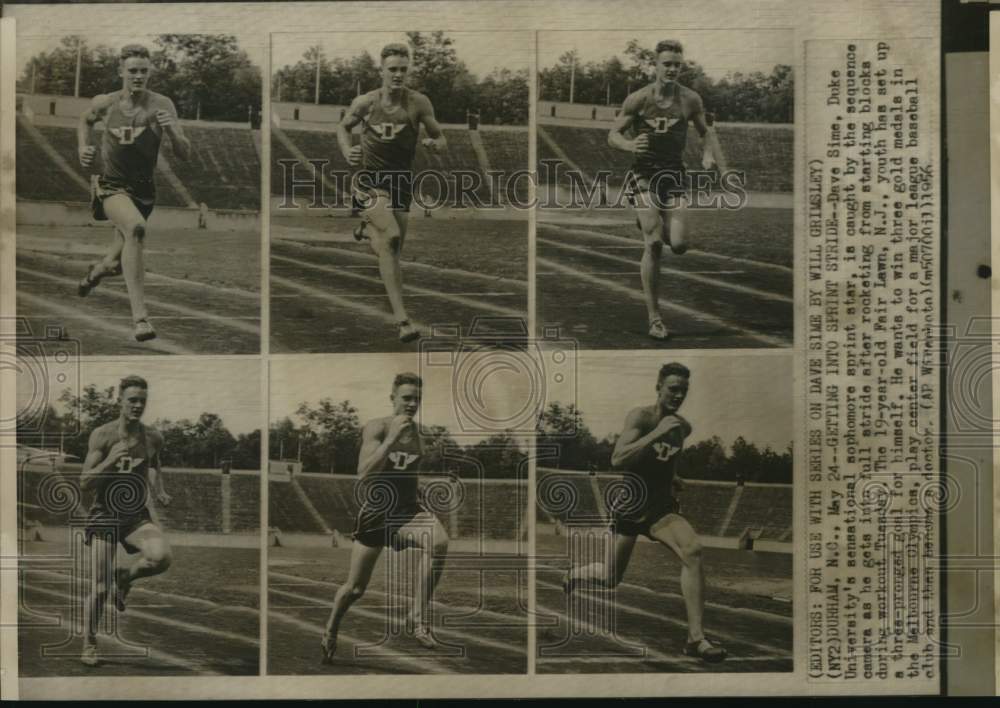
{"left": 656, "top": 362, "right": 690, "bottom": 387}
{"left": 119, "top": 44, "right": 151, "bottom": 62}
{"left": 119, "top": 375, "right": 149, "bottom": 394}
{"left": 392, "top": 372, "right": 422, "bottom": 391}
{"left": 655, "top": 39, "right": 684, "bottom": 55}
{"left": 381, "top": 43, "right": 411, "bottom": 63}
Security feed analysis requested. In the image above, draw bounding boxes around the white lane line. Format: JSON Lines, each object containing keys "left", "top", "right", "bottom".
{"left": 538, "top": 654, "right": 790, "bottom": 666}
{"left": 534, "top": 600, "right": 686, "bottom": 668}
{"left": 268, "top": 570, "right": 525, "bottom": 626}
{"left": 537, "top": 258, "right": 790, "bottom": 347}
{"left": 32, "top": 569, "right": 261, "bottom": 619}
{"left": 269, "top": 274, "right": 403, "bottom": 327}
{"left": 269, "top": 587, "right": 523, "bottom": 657}
{"left": 273, "top": 254, "right": 523, "bottom": 317}
{"left": 16, "top": 292, "right": 194, "bottom": 355}
{"left": 539, "top": 237, "right": 792, "bottom": 304}
{"left": 536, "top": 578, "right": 788, "bottom": 654}
{"left": 17, "top": 267, "right": 261, "bottom": 336}
{"left": 22, "top": 251, "right": 259, "bottom": 300}
{"left": 267, "top": 609, "right": 451, "bottom": 674}
{"left": 541, "top": 223, "right": 794, "bottom": 274}
{"left": 273, "top": 238, "right": 528, "bottom": 289}
{"left": 24, "top": 583, "right": 258, "bottom": 648}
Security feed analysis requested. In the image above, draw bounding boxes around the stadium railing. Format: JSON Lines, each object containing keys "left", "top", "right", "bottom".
{"left": 536, "top": 467, "right": 792, "bottom": 549}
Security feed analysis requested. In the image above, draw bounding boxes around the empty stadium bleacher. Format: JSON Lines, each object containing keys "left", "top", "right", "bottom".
{"left": 271, "top": 126, "right": 528, "bottom": 207}
{"left": 536, "top": 123, "right": 793, "bottom": 194}
{"left": 726, "top": 484, "right": 793, "bottom": 542}
{"left": 537, "top": 468, "right": 792, "bottom": 545}
{"left": 16, "top": 116, "right": 258, "bottom": 211}
{"left": 168, "top": 126, "right": 261, "bottom": 211}
{"left": 269, "top": 477, "right": 326, "bottom": 533}
{"left": 269, "top": 473, "right": 528, "bottom": 541}
{"left": 18, "top": 463, "right": 259, "bottom": 535}
{"left": 229, "top": 472, "right": 262, "bottom": 532}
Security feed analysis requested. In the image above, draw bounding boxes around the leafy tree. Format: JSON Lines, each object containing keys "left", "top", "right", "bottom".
{"left": 231, "top": 429, "right": 261, "bottom": 470}
{"left": 539, "top": 38, "right": 793, "bottom": 124}
{"left": 536, "top": 401, "right": 598, "bottom": 470}
{"left": 456, "top": 431, "right": 528, "bottom": 479}
{"left": 19, "top": 34, "right": 262, "bottom": 123}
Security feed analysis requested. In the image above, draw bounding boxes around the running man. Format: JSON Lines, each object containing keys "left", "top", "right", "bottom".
{"left": 77, "top": 44, "right": 191, "bottom": 342}
{"left": 79, "top": 375, "right": 172, "bottom": 667}
{"left": 320, "top": 372, "right": 450, "bottom": 661}
{"left": 337, "top": 43, "right": 448, "bottom": 343}
{"left": 609, "top": 40, "right": 716, "bottom": 341}
{"left": 562, "top": 362, "right": 727, "bottom": 663}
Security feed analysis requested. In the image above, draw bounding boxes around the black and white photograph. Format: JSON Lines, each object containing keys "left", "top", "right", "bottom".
{"left": 269, "top": 31, "right": 530, "bottom": 353}
{"left": 16, "top": 358, "right": 262, "bottom": 676}
{"left": 14, "top": 30, "right": 263, "bottom": 354}
{"left": 266, "top": 353, "right": 529, "bottom": 674}
{"left": 536, "top": 29, "right": 793, "bottom": 349}
{"left": 535, "top": 351, "right": 793, "bottom": 673}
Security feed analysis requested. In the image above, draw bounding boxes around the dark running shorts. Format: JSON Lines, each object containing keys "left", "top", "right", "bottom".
{"left": 352, "top": 503, "right": 433, "bottom": 549}
{"left": 609, "top": 495, "right": 682, "bottom": 539}
{"left": 626, "top": 168, "right": 689, "bottom": 208}
{"left": 83, "top": 508, "right": 156, "bottom": 553}
{"left": 91, "top": 175, "right": 156, "bottom": 222}
{"left": 351, "top": 170, "right": 414, "bottom": 212}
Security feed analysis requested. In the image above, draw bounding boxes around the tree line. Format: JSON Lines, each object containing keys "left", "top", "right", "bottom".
{"left": 536, "top": 402, "right": 792, "bottom": 484}
{"left": 272, "top": 31, "right": 529, "bottom": 125}
{"left": 17, "top": 34, "right": 262, "bottom": 123}
{"left": 539, "top": 40, "right": 793, "bottom": 124}
{"left": 270, "top": 398, "right": 527, "bottom": 480}
{"left": 17, "top": 384, "right": 260, "bottom": 470}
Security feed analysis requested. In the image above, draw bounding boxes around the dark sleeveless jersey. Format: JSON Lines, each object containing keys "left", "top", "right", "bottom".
{"left": 88, "top": 421, "right": 154, "bottom": 520}
{"left": 624, "top": 82, "right": 698, "bottom": 176}
{"left": 360, "top": 88, "right": 420, "bottom": 173}
{"left": 610, "top": 419, "right": 685, "bottom": 524}
{"left": 99, "top": 91, "right": 166, "bottom": 187}
{"left": 359, "top": 421, "right": 424, "bottom": 519}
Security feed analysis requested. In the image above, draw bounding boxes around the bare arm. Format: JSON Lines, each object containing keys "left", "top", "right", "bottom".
{"left": 77, "top": 94, "right": 111, "bottom": 168}
{"left": 156, "top": 97, "right": 190, "bottom": 161}
{"left": 148, "top": 432, "right": 171, "bottom": 505}
{"left": 689, "top": 94, "right": 720, "bottom": 170}
{"left": 357, "top": 417, "right": 411, "bottom": 477}
{"left": 337, "top": 94, "right": 368, "bottom": 166}
{"left": 79, "top": 429, "right": 127, "bottom": 493}
{"left": 611, "top": 409, "right": 689, "bottom": 469}
{"left": 418, "top": 95, "right": 447, "bottom": 151}
{"left": 608, "top": 93, "right": 647, "bottom": 153}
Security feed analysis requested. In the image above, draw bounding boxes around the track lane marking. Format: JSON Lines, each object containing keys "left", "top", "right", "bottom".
{"left": 17, "top": 267, "right": 261, "bottom": 337}
{"left": 538, "top": 237, "right": 792, "bottom": 304}
{"left": 540, "top": 223, "right": 794, "bottom": 274}
{"left": 16, "top": 292, "right": 194, "bottom": 354}
{"left": 537, "top": 258, "right": 790, "bottom": 347}
{"left": 272, "top": 254, "right": 524, "bottom": 318}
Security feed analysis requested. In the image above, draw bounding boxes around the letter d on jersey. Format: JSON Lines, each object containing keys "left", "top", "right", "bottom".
{"left": 388, "top": 451, "right": 418, "bottom": 470}
{"left": 652, "top": 442, "right": 679, "bottom": 462}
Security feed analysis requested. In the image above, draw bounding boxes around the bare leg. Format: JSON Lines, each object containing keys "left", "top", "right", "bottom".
{"left": 635, "top": 193, "right": 665, "bottom": 325}
{"left": 82, "top": 535, "right": 114, "bottom": 657}
{"left": 567, "top": 532, "right": 636, "bottom": 590}
{"left": 101, "top": 195, "right": 149, "bottom": 323}
{"left": 364, "top": 195, "right": 410, "bottom": 324}
{"left": 647, "top": 513, "right": 725, "bottom": 661}
{"left": 664, "top": 194, "right": 689, "bottom": 255}
{"left": 323, "top": 541, "right": 383, "bottom": 656}
{"left": 396, "top": 514, "right": 449, "bottom": 629}
{"left": 121, "top": 524, "right": 172, "bottom": 586}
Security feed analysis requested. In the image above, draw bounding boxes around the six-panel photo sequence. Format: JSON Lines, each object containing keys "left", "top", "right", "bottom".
{"left": 13, "top": 24, "right": 795, "bottom": 679}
